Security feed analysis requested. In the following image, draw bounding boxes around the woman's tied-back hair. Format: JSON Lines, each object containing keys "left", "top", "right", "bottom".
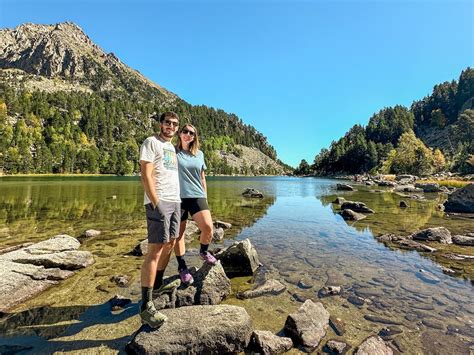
{"left": 176, "top": 123, "right": 200, "bottom": 156}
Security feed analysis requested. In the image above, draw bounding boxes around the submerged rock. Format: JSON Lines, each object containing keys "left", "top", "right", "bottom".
{"left": 336, "top": 184, "right": 354, "bottom": 191}
{"left": 247, "top": 330, "right": 293, "bottom": 355}
{"left": 339, "top": 209, "right": 367, "bottom": 221}
{"left": 110, "top": 274, "right": 131, "bottom": 287}
{"left": 126, "top": 305, "right": 252, "bottom": 354}
{"left": 416, "top": 269, "right": 441, "bottom": 284}
{"left": 443, "top": 183, "right": 474, "bottom": 213}
{"left": 364, "top": 314, "right": 402, "bottom": 325}
{"left": 318, "top": 286, "right": 342, "bottom": 298}
{"left": 242, "top": 188, "right": 264, "bottom": 198}
{"left": 355, "top": 336, "right": 393, "bottom": 355}
{"left": 399, "top": 200, "right": 408, "bottom": 208}
{"left": 410, "top": 227, "right": 452, "bottom": 244}
{"left": 284, "top": 300, "right": 330, "bottom": 350}
{"left": 236, "top": 279, "right": 286, "bottom": 299}
{"left": 215, "top": 239, "right": 260, "bottom": 277}
{"left": 340, "top": 201, "right": 375, "bottom": 213}
{"left": 452, "top": 234, "right": 474, "bottom": 246}
{"left": 329, "top": 316, "right": 346, "bottom": 336}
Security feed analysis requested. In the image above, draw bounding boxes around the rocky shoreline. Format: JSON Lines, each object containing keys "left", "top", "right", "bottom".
{"left": 126, "top": 239, "right": 396, "bottom": 354}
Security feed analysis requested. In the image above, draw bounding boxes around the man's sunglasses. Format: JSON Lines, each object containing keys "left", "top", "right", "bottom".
{"left": 181, "top": 129, "right": 195, "bottom": 136}
{"left": 163, "top": 119, "right": 179, "bottom": 127}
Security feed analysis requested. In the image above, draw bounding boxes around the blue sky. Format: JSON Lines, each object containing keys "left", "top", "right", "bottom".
{"left": 1, "top": 0, "right": 473, "bottom": 167}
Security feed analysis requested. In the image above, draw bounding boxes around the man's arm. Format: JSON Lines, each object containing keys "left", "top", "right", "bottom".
{"left": 140, "top": 160, "right": 159, "bottom": 207}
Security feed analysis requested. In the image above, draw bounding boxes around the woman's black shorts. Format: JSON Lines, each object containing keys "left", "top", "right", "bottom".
{"left": 181, "top": 198, "right": 209, "bottom": 221}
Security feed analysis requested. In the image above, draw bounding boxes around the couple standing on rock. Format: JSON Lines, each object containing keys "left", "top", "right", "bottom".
{"left": 138, "top": 111, "right": 217, "bottom": 328}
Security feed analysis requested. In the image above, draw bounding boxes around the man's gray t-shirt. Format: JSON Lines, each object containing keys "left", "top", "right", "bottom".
{"left": 177, "top": 149, "right": 207, "bottom": 198}
{"left": 139, "top": 135, "right": 181, "bottom": 204}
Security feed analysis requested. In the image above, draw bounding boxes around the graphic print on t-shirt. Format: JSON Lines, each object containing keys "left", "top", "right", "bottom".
{"left": 163, "top": 147, "right": 178, "bottom": 170}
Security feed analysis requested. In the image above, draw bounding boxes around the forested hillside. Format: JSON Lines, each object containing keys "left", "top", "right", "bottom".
{"left": 296, "top": 68, "right": 474, "bottom": 176}
{"left": 0, "top": 23, "right": 283, "bottom": 175}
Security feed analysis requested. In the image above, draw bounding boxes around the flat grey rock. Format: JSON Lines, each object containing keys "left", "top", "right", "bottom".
{"left": 236, "top": 279, "right": 286, "bottom": 299}
{"left": 126, "top": 305, "right": 252, "bottom": 354}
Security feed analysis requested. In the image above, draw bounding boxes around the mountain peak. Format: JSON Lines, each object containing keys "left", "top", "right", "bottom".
{"left": 0, "top": 22, "right": 173, "bottom": 98}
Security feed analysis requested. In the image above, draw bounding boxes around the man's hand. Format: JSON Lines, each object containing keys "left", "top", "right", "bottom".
{"left": 140, "top": 160, "right": 159, "bottom": 207}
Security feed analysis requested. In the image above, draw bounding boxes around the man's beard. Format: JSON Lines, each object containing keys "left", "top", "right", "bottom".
{"left": 161, "top": 130, "right": 175, "bottom": 138}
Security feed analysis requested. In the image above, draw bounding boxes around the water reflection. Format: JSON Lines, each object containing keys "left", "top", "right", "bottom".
{"left": 0, "top": 176, "right": 472, "bottom": 353}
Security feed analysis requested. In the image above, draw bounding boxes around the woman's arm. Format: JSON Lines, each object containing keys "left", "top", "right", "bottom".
{"left": 201, "top": 170, "right": 207, "bottom": 193}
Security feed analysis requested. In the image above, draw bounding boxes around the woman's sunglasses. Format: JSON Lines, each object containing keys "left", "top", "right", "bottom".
{"left": 181, "top": 129, "right": 195, "bottom": 137}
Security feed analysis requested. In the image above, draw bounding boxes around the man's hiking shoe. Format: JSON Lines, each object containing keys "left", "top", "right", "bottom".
{"left": 153, "top": 278, "right": 181, "bottom": 296}
{"left": 179, "top": 269, "right": 194, "bottom": 285}
{"left": 200, "top": 252, "right": 217, "bottom": 265}
{"left": 140, "top": 301, "right": 167, "bottom": 328}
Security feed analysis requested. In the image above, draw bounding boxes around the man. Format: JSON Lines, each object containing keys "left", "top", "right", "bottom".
{"left": 139, "top": 111, "right": 181, "bottom": 328}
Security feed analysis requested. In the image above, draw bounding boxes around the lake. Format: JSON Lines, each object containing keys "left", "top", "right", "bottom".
{"left": 0, "top": 176, "right": 473, "bottom": 354}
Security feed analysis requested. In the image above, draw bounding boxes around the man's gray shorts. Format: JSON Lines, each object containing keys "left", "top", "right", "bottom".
{"left": 145, "top": 201, "right": 180, "bottom": 243}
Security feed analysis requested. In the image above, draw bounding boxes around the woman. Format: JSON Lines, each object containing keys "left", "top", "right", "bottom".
{"left": 175, "top": 123, "right": 217, "bottom": 285}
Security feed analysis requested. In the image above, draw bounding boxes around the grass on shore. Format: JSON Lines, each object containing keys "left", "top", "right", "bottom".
{"left": 417, "top": 179, "right": 472, "bottom": 188}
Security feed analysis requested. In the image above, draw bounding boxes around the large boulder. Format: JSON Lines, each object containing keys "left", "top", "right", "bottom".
{"left": 236, "top": 279, "right": 286, "bottom": 299}
{"left": 444, "top": 183, "right": 474, "bottom": 213}
{"left": 0, "top": 235, "right": 94, "bottom": 270}
{"left": 339, "top": 209, "right": 367, "bottom": 221}
{"left": 336, "top": 184, "right": 354, "bottom": 191}
{"left": 340, "top": 201, "right": 374, "bottom": 213}
{"left": 283, "top": 300, "right": 330, "bottom": 350}
{"left": 248, "top": 330, "right": 293, "bottom": 355}
{"left": 175, "top": 262, "right": 231, "bottom": 307}
{"left": 355, "top": 336, "right": 393, "bottom": 355}
{"left": 0, "top": 235, "right": 93, "bottom": 312}
{"left": 126, "top": 305, "right": 252, "bottom": 354}
{"left": 410, "top": 227, "right": 452, "bottom": 244}
{"left": 215, "top": 239, "right": 260, "bottom": 277}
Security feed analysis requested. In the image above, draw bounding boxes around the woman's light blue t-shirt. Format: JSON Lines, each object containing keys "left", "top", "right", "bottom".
{"left": 177, "top": 149, "right": 207, "bottom": 198}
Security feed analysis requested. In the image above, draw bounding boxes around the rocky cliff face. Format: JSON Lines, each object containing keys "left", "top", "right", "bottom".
{"left": 0, "top": 22, "right": 175, "bottom": 99}
{"left": 216, "top": 145, "right": 289, "bottom": 175}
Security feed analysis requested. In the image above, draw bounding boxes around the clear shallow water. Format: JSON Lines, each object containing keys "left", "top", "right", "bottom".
{"left": 0, "top": 176, "right": 473, "bottom": 354}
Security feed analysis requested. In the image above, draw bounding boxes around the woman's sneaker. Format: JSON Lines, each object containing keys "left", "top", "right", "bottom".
{"left": 179, "top": 269, "right": 194, "bottom": 285}
{"left": 200, "top": 251, "right": 217, "bottom": 265}
{"left": 140, "top": 301, "right": 167, "bottom": 328}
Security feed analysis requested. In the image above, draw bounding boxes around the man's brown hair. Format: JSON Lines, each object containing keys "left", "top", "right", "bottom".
{"left": 159, "top": 111, "right": 179, "bottom": 123}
